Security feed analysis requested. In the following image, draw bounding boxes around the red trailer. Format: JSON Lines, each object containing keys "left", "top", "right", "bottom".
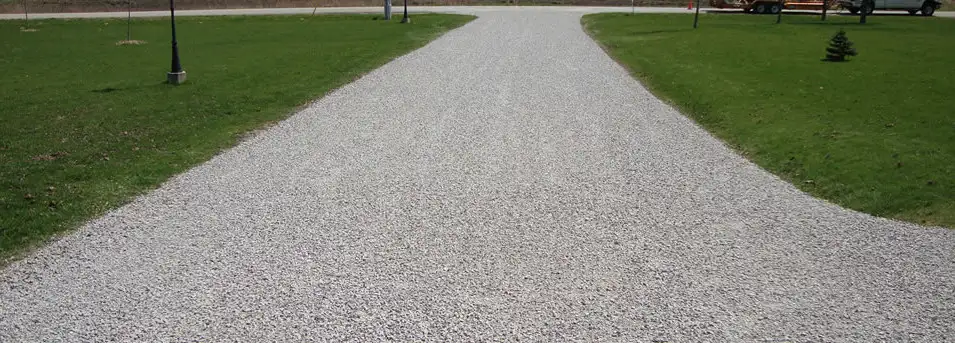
{"left": 709, "top": 0, "right": 841, "bottom": 14}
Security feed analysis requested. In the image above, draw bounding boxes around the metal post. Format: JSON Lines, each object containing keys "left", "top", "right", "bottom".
{"left": 22, "top": 0, "right": 28, "bottom": 26}
{"left": 167, "top": 0, "right": 186, "bottom": 84}
{"left": 631, "top": 0, "right": 634, "bottom": 15}
{"left": 400, "top": 0, "right": 409, "bottom": 23}
{"left": 385, "top": 0, "right": 392, "bottom": 20}
{"left": 693, "top": 0, "right": 701, "bottom": 28}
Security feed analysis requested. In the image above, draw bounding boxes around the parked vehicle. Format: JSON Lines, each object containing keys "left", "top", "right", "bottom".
{"left": 710, "top": 0, "right": 943, "bottom": 15}
{"left": 839, "top": 0, "right": 942, "bottom": 16}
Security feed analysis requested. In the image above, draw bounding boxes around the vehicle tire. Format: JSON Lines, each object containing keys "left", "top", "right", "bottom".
{"left": 770, "top": 3, "right": 782, "bottom": 14}
{"left": 755, "top": 3, "right": 768, "bottom": 13}
{"left": 908, "top": 9, "right": 919, "bottom": 14}
{"left": 921, "top": 2, "right": 935, "bottom": 16}
{"left": 848, "top": 7, "right": 859, "bottom": 14}
{"left": 862, "top": 0, "right": 874, "bottom": 15}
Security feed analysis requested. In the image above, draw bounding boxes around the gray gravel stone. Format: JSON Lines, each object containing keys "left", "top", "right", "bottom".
{"left": 1, "top": 9, "right": 953, "bottom": 342}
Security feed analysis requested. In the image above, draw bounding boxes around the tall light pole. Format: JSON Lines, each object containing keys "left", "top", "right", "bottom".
{"left": 167, "top": 0, "right": 186, "bottom": 85}
{"left": 385, "top": 0, "right": 392, "bottom": 20}
{"left": 400, "top": 0, "right": 410, "bottom": 23}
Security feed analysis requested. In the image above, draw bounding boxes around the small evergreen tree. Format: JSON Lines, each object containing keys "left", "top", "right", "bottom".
{"left": 825, "top": 29, "right": 857, "bottom": 62}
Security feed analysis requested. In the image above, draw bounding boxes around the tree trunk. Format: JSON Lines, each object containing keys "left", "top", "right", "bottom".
{"left": 776, "top": 0, "right": 783, "bottom": 23}
{"left": 860, "top": 0, "right": 868, "bottom": 23}
{"left": 693, "top": 0, "right": 701, "bottom": 28}
{"left": 821, "top": 0, "right": 828, "bottom": 21}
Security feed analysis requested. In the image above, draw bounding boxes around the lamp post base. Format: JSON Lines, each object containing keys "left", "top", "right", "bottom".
{"left": 167, "top": 71, "right": 187, "bottom": 85}
{"left": 400, "top": 16, "right": 410, "bottom": 23}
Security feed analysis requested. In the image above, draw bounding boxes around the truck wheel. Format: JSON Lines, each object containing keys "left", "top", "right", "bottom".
{"left": 755, "top": 3, "right": 768, "bottom": 14}
{"left": 769, "top": 3, "right": 782, "bottom": 14}
{"left": 862, "top": 0, "right": 874, "bottom": 15}
{"left": 921, "top": 2, "right": 935, "bottom": 16}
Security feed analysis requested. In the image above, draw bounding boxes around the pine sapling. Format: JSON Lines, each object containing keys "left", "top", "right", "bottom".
{"left": 825, "top": 29, "right": 857, "bottom": 62}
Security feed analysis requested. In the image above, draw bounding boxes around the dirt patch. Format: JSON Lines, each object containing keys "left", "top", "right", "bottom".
{"left": 115, "top": 39, "right": 147, "bottom": 45}
{"left": 31, "top": 152, "right": 68, "bottom": 161}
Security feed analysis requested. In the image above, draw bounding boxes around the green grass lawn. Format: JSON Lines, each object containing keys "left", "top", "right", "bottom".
{"left": 583, "top": 13, "right": 954, "bottom": 228}
{"left": 0, "top": 14, "right": 473, "bottom": 260}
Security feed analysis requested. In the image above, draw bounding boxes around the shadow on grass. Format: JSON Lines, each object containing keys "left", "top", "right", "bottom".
{"left": 633, "top": 28, "right": 694, "bottom": 34}
{"left": 786, "top": 20, "right": 884, "bottom": 26}
{"left": 91, "top": 82, "right": 166, "bottom": 93}
{"left": 91, "top": 87, "right": 120, "bottom": 93}
{"left": 834, "top": 12, "right": 925, "bottom": 17}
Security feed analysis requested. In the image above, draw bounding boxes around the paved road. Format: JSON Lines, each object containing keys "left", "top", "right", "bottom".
{"left": 1, "top": 5, "right": 953, "bottom": 19}
{"left": 2, "top": 7, "right": 954, "bottom": 342}
{"left": 0, "top": 6, "right": 683, "bottom": 19}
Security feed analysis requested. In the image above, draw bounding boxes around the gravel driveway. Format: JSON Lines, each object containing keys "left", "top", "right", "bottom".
{"left": 2, "top": 9, "right": 953, "bottom": 342}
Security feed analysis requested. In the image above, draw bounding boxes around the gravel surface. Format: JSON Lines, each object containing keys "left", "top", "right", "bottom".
{"left": 2, "top": 9, "right": 954, "bottom": 342}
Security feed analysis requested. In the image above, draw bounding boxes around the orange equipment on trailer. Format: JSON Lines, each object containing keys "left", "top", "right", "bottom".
{"left": 709, "top": 0, "right": 841, "bottom": 14}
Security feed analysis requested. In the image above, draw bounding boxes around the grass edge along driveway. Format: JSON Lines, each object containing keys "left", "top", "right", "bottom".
{"left": 582, "top": 13, "right": 954, "bottom": 229}
{"left": 0, "top": 14, "right": 475, "bottom": 262}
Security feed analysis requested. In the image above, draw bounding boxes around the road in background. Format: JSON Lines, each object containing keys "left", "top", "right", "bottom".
{"left": 1, "top": 6, "right": 952, "bottom": 19}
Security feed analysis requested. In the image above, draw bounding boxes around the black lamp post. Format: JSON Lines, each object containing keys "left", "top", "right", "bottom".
{"left": 167, "top": 0, "right": 186, "bottom": 84}
{"left": 400, "top": 0, "right": 410, "bottom": 23}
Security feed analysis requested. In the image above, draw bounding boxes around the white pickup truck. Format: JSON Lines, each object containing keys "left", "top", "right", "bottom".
{"left": 839, "top": 0, "right": 943, "bottom": 16}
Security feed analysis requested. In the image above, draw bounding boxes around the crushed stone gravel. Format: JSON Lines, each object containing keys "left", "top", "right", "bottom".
{"left": 1, "top": 8, "right": 953, "bottom": 342}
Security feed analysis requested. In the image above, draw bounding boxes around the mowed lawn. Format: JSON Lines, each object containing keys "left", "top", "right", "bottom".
{"left": 583, "top": 13, "right": 954, "bottom": 228}
{"left": 0, "top": 14, "right": 473, "bottom": 259}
